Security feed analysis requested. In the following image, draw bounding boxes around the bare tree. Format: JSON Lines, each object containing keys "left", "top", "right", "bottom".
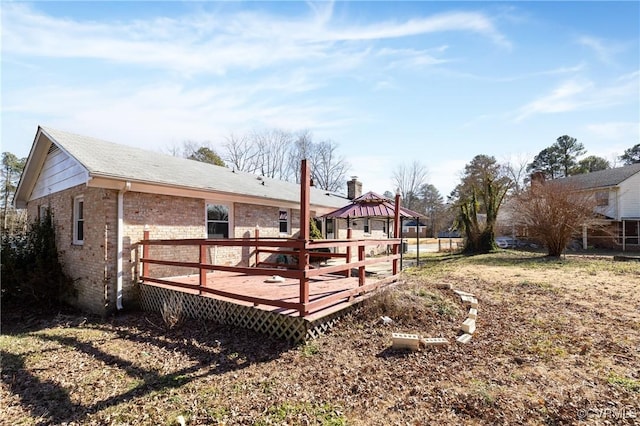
{"left": 312, "top": 140, "right": 350, "bottom": 192}
{"left": 503, "top": 153, "right": 531, "bottom": 195}
{"left": 515, "top": 179, "right": 597, "bottom": 257}
{"left": 289, "top": 130, "right": 316, "bottom": 184}
{"left": 253, "top": 129, "right": 294, "bottom": 180}
{"left": 391, "top": 161, "right": 429, "bottom": 211}
{"left": 223, "top": 128, "right": 350, "bottom": 189}
{"left": 223, "top": 133, "right": 260, "bottom": 173}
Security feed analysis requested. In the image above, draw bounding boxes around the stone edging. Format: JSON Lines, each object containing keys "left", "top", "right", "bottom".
{"left": 391, "top": 283, "right": 479, "bottom": 349}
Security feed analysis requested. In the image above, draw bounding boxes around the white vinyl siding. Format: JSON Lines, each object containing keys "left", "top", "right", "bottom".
{"left": 618, "top": 173, "right": 640, "bottom": 219}
{"left": 31, "top": 145, "right": 88, "bottom": 200}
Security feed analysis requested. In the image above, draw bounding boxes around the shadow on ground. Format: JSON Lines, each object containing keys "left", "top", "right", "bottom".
{"left": 1, "top": 308, "right": 292, "bottom": 425}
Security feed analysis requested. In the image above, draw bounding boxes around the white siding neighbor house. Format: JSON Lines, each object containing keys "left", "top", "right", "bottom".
{"left": 559, "top": 163, "right": 640, "bottom": 251}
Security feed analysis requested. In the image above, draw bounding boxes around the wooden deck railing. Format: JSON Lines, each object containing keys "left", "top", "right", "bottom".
{"left": 138, "top": 230, "right": 401, "bottom": 316}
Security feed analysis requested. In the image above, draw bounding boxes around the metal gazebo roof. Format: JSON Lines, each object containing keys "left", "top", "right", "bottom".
{"left": 322, "top": 191, "right": 423, "bottom": 219}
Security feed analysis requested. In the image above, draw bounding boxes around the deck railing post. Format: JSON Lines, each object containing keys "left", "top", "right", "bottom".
{"left": 254, "top": 227, "right": 260, "bottom": 267}
{"left": 298, "top": 159, "right": 311, "bottom": 316}
{"left": 358, "top": 243, "right": 365, "bottom": 286}
{"left": 345, "top": 228, "right": 352, "bottom": 277}
{"left": 142, "top": 230, "right": 150, "bottom": 279}
{"left": 199, "top": 243, "right": 207, "bottom": 295}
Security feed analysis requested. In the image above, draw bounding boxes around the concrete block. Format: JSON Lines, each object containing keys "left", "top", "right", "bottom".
{"left": 454, "top": 289, "right": 474, "bottom": 297}
{"left": 461, "top": 318, "right": 476, "bottom": 334}
{"left": 457, "top": 333, "right": 472, "bottom": 344}
{"left": 468, "top": 308, "right": 478, "bottom": 320}
{"left": 469, "top": 298, "right": 478, "bottom": 309}
{"left": 419, "top": 337, "right": 449, "bottom": 347}
{"left": 460, "top": 295, "right": 474, "bottom": 303}
{"left": 392, "top": 333, "right": 421, "bottom": 350}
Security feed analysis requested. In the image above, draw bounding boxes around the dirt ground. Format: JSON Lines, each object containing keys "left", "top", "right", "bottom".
{"left": 1, "top": 251, "right": 639, "bottom": 425}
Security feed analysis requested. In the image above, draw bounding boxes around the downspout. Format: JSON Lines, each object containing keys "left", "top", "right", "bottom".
{"left": 116, "top": 181, "right": 131, "bottom": 310}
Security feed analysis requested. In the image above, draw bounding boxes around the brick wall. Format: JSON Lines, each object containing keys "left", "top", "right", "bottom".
{"left": 123, "top": 193, "right": 204, "bottom": 284}
{"left": 28, "top": 188, "right": 321, "bottom": 315}
{"left": 27, "top": 185, "right": 116, "bottom": 315}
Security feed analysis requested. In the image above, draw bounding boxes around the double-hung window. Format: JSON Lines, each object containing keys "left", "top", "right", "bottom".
{"left": 207, "top": 203, "right": 230, "bottom": 238}
{"left": 73, "top": 195, "right": 84, "bottom": 245}
{"left": 363, "top": 218, "right": 370, "bottom": 234}
{"left": 279, "top": 209, "right": 289, "bottom": 235}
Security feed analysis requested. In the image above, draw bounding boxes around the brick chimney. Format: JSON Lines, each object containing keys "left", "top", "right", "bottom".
{"left": 530, "top": 171, "right": 546, "bottom": 187}
{"left": 347, "top": 176, "right": 362, "bottom": 200}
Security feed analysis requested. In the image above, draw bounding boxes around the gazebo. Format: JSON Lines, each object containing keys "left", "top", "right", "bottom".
{"left": 322, "top": 191, "right": 425, "bottom": 263}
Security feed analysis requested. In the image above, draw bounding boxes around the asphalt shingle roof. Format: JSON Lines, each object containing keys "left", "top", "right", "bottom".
{"left": 41, "top": 127, "right": 349, "bottom": 209}
{"left": 558, "top": 163, "right": 640, "bottom": 190}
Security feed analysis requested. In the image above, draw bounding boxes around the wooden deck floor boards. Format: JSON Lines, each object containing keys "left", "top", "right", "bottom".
{"left": 143, "top": 259, "right": 396, "bottom": 321}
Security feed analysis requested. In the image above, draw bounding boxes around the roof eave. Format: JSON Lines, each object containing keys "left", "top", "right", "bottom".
{"left": 87, "top": 174, "right": 344, "bottom": 212}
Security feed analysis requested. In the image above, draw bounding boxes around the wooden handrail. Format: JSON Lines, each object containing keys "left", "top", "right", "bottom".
{"left": 139, "top": 235, "right": 402, "bottom": 317}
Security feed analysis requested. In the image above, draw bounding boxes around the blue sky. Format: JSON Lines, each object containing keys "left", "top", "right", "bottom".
{"left": 2, "top": 1, "right": 638, "bottom": 196}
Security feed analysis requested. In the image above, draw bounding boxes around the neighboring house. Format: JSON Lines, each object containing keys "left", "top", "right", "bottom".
{"left": 401, "top": 220, "right": 428, "bottom": 238}
{"left": 14, "top": 126, "right": 349, "bottom": 315}
{"left": 559, "top": 163, "right": 640, "bottom": 250}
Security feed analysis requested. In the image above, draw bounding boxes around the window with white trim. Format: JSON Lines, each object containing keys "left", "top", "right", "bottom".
{"left": 363, "top": 217, "right": 370, "bottom": 234}
{"left": 279, "top": 209, "right": 289, "bottom": 234}
{"left": 73, "top": 196, "right": 84, "bottom": 245}
{"left": 206, "top": 203, "right": 230, "bottom": 238}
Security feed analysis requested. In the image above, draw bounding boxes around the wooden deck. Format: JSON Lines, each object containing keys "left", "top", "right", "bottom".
{"left": 142, "top": 260, "right": 396, "bottom": 321}
{"left": 139, "top": 261, "right": 398, "bottom": 342}
{"left": 138, "top": 159, "right": 404, "bottom": 341}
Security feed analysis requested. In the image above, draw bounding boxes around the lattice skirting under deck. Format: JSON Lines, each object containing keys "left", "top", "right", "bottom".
{"left": 139, "top": 284, "right": 352, "bottom": 343}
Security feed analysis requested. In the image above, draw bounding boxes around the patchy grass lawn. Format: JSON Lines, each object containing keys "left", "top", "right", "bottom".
{"left": 2, "top": 252, "right": 639, "bottom": 425}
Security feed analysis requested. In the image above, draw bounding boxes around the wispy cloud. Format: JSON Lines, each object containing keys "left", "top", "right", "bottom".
{"left": 376, "top": 47, "right": 450, "bottom": 69}
{"left": 585, "top": 122, "right": 640, "bottom": 140}
{"left": 514, "top": 72, "right": 639, "bottom": 122}
{"left": 577, "top": 35, "right": 626, "bottom": 66}
{"left": 3, "top": 76, "right": 355, "bottom": 153}
{"left": 2, "top": 4, "right": 509, "bottom": 76}
{"left": 328, "top": 12, "right": 511, "bottom": 48}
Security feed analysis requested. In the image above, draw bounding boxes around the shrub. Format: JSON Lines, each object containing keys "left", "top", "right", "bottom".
{"left": 1, "top": 210, "right": 75, "bottom": 309}
{"left": 161, "top": 293, "right": 184, "bottom": 330}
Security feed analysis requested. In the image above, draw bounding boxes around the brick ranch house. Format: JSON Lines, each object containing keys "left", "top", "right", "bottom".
{"left": 14, "top": 126, "right": 359, "bottom": 316}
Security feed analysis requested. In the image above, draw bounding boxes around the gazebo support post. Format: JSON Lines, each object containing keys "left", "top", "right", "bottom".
{"left": 400, "top": 217, "right": 404, "bottom": 270}
{"left": 393, "top": 193, "right": 401, "bottom": 275}
{"left": 345, "top": 228, "right": 352, "bottom": 277}
{"left": 416, "top": 216, "right": 420, "bottom": 266}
